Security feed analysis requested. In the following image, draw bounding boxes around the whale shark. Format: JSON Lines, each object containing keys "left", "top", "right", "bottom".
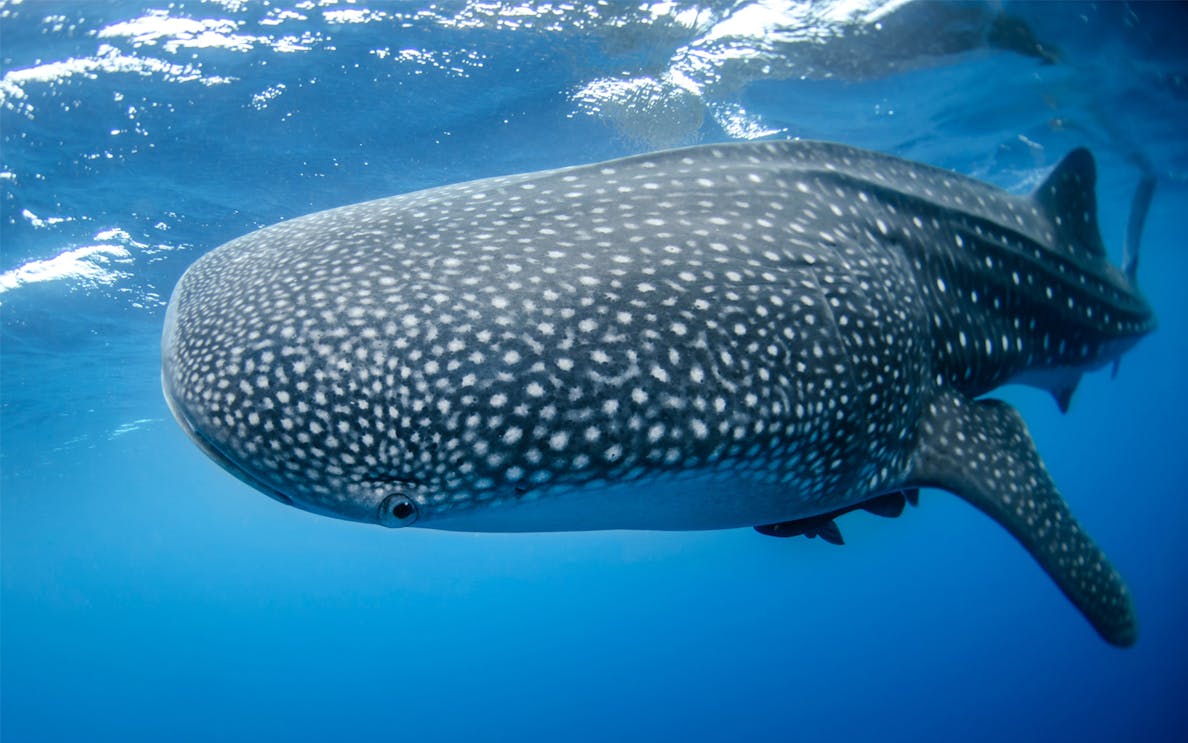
{"left": 161, "top": 140, "right": 1155, "bottom": 646}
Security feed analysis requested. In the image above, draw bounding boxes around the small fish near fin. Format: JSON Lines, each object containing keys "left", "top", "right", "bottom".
{"left": 811, "top": 519, "right": 844, "bottom": 546}
{"left": 755, "top": 516, "right": 845, "bottom": 545}
{"left": 1032, "top": 148, "right": 1106, "bottom": 258}
{"left": 909, "top": 390, "right": 1136, "bottom": 647}
{"left": 755, "top": 490, "right": 919, "bottom": 543}
{"left": 862, "top": 491, "right": 910, "bottom": 518}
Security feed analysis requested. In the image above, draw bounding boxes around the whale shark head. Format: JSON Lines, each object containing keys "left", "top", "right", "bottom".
{"left": 161, "top": 257, "right": 441, "bottom": 528}
{"left": 162, "top": 299, "right": 398, "bottom": 526}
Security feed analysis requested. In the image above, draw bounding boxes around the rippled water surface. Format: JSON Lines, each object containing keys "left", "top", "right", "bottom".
{"left": 3, "top": 2, "right": 1187, "bottom": 741}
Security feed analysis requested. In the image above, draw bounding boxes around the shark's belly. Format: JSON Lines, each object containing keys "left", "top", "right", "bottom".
{"left": 422, "top": 466, "right": 823, "bottom": 532}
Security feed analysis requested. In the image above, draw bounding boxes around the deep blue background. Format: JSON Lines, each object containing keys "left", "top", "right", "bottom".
{"left": 2, "top": 2, "right": 1186, "bottom": 741}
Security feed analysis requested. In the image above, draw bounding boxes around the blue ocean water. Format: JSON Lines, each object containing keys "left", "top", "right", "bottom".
{"left": 2, "top": 1, "right": 1187, "bottom": 740}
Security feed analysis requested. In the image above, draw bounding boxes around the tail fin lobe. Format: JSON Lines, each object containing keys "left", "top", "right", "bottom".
{"left": 1123, "top": 155, "right": 1157, "bottom": 284}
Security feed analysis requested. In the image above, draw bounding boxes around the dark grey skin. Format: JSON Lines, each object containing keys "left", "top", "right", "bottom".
{"left": 162, "top": 141, "right": 1154, "bottom": 646}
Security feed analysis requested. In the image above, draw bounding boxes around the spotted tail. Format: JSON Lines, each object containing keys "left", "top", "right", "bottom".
{"left": 909, "top": 389, "right": 1136, "bottom": 646}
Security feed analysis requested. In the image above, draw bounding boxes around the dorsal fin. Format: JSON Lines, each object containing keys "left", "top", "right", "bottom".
{"left": 1032, "top": 148, "right": 1106, "bottom": 258}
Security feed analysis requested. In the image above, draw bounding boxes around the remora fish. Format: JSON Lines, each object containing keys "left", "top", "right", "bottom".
{"left": 161, "top": 141, "right": 1155, "bottom": 645}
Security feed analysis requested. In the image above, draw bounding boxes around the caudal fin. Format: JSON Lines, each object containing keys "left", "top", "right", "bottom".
{"left": 909, "top": 390, "right": 1137, "bottom": 647}
{"left": 1123, "top": 152, "right": 1157, "bottom": 285}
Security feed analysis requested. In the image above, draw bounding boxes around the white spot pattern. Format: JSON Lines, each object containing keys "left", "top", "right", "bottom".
{"left": 163, "top": 140, "right": 1154, "bottom": 539}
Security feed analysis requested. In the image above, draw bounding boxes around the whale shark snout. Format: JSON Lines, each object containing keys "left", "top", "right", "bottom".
{"left": 161, "top": 271, "right": 408, "bottom": 524}
{"left": 162, "top": 370, "right": 292, "bottom": 509}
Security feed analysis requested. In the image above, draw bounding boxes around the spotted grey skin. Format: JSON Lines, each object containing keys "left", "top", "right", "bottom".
{"left": 162, "top": 140, "right": 1154, "bottom": 646}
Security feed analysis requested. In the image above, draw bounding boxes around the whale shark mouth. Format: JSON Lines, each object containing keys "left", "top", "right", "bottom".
{"left": 161, "top": 371, "right": 294, "bottom": 507}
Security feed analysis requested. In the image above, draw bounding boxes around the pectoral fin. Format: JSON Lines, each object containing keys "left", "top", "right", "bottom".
{"left": 909, "top": 390, "right": 1136, "bottom": 647}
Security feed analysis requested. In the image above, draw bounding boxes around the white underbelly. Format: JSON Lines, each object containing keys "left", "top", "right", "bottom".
{"left": 421, "top": 469, "right": 821, "bottom": 533}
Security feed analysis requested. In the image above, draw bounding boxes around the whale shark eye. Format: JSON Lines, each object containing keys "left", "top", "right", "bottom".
{"left": 378, "top": 493, "right": 418, "bottom": 528}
